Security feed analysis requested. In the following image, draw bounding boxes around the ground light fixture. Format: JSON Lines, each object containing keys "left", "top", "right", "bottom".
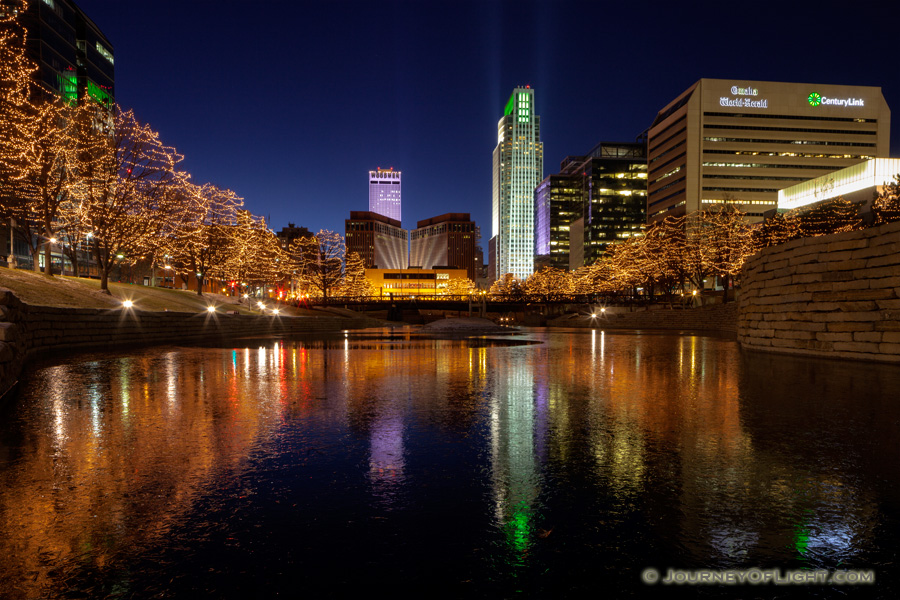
{"left": 272, "top": 308, "right": 280, "bottom": 315}
{"left": 122, "top": 300, "right": 133, "bottom": 309}
{"left": 257, "top": 302, "right": 266, "bottom": 310}
{"left": 206, "top": 306, "right": 216, "bottom": 313}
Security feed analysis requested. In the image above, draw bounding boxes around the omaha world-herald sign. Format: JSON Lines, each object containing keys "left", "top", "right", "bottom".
{"left": 720, "top": 84, "right": 768, "bottom": 108}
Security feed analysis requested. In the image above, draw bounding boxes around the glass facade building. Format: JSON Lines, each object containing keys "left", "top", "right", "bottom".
{"left": 18, "top": 0, "right": 114, "bottom": 106}
{"left": 536, "top": 142, "right": 647, "bottom": 270}
{"left": 534, "top": 170, "right": 582, "bottom": 271}
{"left": 369, "top": 168, "right": 401, "bottom": 223}
{"left": 491, "top": 87, "right": 543, "bottom": 281}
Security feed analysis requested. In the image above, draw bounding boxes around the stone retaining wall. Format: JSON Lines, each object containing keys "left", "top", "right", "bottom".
{"left": 0, "top": 289, "right": 379, "bottom": 398}
{"left": 547, "top": 303, "right": 737, "bottom": 333}
{"left": 738, "top": 220, "right": 900, "bottom": 363}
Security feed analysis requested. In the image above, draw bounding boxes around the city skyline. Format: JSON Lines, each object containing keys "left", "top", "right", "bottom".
{"left": 69, "top": 0, "right": 899, "bottom": 243}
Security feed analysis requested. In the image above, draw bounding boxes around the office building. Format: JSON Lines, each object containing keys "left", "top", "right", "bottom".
{"left": 410, "top": 213, "right": 477, "bottom": 280}
{"left": 491, "top": 86, "right": 543, "bottom": 281}
{"left": 17, "top": 0, "right": 114, "bottom": 106}
{"left": 275, "top": 222, "right": 313, "bottom": 250}
{"left": 778, "top": 158, "right": 900, "bottom": 214}
{"left": 369, "top": 168, "right": 401, "bottom": 222}
{"left": 345, "top": 211, "right": 408, "bottom": 270}
{"left": 536, "top": 142, "right": 647, "bottom": 270}
{"left": 534, "top": 163, "right": 583, "bottom": 271}
{"left": 647, "top": 79, "right": 890, "bottom": 224}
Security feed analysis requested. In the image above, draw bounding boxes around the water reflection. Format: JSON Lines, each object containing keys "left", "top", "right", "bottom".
{"left": 0, "top": 331, "right": 898, "bottom": 597}
{"left": 489, "top": 347, "right": 543, "bottom": 562}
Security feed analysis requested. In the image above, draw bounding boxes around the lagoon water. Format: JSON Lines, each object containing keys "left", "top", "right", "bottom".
{"left": 0, "top": 328, "right": 898, "bottom": 598}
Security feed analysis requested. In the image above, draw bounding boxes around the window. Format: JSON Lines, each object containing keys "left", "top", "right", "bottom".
{"left": 96, "top": 42, "right": 114, "bottom": 65}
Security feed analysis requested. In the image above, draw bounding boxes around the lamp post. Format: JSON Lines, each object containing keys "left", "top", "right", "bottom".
{"left": 7, "top": 218, "right": 17, "bottom": 269}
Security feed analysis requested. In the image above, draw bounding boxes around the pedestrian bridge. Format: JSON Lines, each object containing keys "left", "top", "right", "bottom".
{"left": 305, "top": 293, "right": 648, "bottom": 313}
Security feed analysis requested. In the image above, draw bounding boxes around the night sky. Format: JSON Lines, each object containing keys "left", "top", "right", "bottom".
{"left": 74, "top": 0, "right": 899, "bottom": 242}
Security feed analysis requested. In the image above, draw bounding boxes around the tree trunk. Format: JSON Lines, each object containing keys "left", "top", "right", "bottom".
{"left": 99, "top": 269, "right": 111, "bottom": 293}
{"left": 196, "top": 274, "right": 204, "bottom": 296}
{"left": 95, "top": 243, "right": 111, "bottom": 294}
{"left": 722, "top": 274, "right": 730, "bottom": 304}
{"left": 32, "top": 247, "right": 41, "bottom": 273}
{"left": 65, "top": 249, "right": 79, "bottom": 278}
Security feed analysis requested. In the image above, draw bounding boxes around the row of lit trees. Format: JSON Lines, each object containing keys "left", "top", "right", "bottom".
{"left": 0, "top": 3, "right": 285, "bottom": 296}
{"left": 496, "top": 187, "right": 900, "bottom": 302}
{"left": 1, "top": 3, "right": 424, "bottom": 301}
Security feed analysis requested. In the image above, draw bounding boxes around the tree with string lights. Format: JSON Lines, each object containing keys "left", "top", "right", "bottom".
{"left": 0, "top": 0, "right": 34, "bottom": 199}
{"left": 76, "top": 106, "right": 183, "bottom": 292}
{"left": 221, "top": 209, "right": 283, "bottom": 296}
{"left": 54, "top": 192, "right": 91, "bottom": 277}
{"left": 490, "top": 273, "right": 525, "bottom": 300}
{"left": 751, "top": 211, "right": 799, "bottom": 252}
{"left": 699, "top": 205, "right": 754, "bottom": 302}
{"left": 791, "top": 196, "right": 862, "bottom": 237}
{"left": 872, "top": 174, "right": 900, "bottom": 225}
{"left": 165, "top": 181, "right": 241, "bottom": 296}
{"left": 445, "top": 276, "right": 476, "bottom": 296}
{"left": 524, "top": 266, "right": 572, "bottom": 299}
{"left": 292, "top": 230, "right": 345, "bottom": 300}
{"left": 1, "top": 2, "right": 95, "bottom": 274}
{"left": 338, "top": 251, "right": 374, "bottom": 298}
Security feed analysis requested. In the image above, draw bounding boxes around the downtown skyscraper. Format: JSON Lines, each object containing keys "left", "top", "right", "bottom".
{"left": 491, "top": 87, "right": 543, "bottom": 281}
{"left": 369, "top": 168, "right": 401, "bottom": 222}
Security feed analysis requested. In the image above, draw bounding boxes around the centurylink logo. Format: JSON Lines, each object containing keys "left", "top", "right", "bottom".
{"left": 808, "top": 92, "right": 864, "bottom": 107}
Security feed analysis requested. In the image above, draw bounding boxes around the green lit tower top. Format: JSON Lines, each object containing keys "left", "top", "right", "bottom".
{"left": 491, "top": 86, "right": 543, "bottom": 281}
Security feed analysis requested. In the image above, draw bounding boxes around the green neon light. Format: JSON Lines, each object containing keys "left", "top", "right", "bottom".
{"left": 87, "top": 80, "right": 111, "bottom": 107}
{"left": 808, "top": 92, "right": 821, "bottom": 107}
{"left": 504, "top": 92, "right": 516, "bottom": 116}
{"left": 57, "top": 72, "right": 77, "bottom": 105}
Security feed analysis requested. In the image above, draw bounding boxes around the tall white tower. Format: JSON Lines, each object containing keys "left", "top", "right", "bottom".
{"left": 369, "top": 167, "right": 401, "bottom": 222}
{"left": 491, "top": 87, "right": 543, "bottom": 281}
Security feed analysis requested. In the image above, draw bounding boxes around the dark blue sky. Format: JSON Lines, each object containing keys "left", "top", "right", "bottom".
{"left": 76, "top": 0, "right": 898, "bottom": 241}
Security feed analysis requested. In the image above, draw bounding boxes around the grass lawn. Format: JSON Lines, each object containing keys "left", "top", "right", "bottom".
{"left": 0, "top": 267, "right": 320, "bottom": 317}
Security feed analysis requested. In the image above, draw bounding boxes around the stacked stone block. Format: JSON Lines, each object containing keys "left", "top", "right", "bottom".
{"left": 738, "top": 220, "right": 900, "bottom": 363}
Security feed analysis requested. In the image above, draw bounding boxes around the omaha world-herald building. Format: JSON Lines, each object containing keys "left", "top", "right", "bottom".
{"left": 647, "top": 79, "right": 890, "bottom": 224}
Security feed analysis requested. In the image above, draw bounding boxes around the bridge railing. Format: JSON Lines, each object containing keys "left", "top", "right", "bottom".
{"left": 304, "top": 293, "right": 650, "bottom": 306}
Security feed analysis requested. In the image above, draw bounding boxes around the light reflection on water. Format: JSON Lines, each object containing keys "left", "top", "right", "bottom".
{"left": 0, "top": 329, "right": 898, "bottom": 598}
